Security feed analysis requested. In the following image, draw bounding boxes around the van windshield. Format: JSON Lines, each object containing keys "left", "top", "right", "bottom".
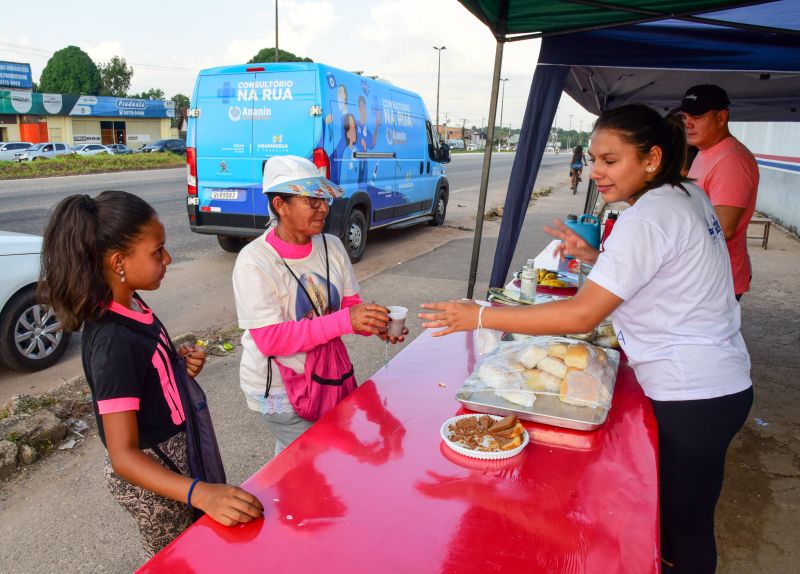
{"left": 30, "top": 144, "right": 46, "bottom": 151}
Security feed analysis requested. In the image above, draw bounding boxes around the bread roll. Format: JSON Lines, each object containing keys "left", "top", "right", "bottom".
{"left": 547, "top": 343, "right": 568, "bottom": 358}
{"left": 522, "top": 368, "right": 561, "bottom": 392}
{"left": 559, "top": 370, "right": 612, "bottom": 407}
{"left": 537, "top": 356, "right": 568, "bottom": 379}
{"left": 518, "top": 345, "right": 548, "bottom": 369}
{"left": 495, "top": 387, "right": 536, "bottom": 408}
{"left": 478, "top": 361, "right": 524, "bottom": 388}
{"left": 564, "top": 345, "right": 590, "bottom": 369}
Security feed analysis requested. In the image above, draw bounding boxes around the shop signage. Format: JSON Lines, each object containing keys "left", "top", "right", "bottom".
{"left": 0, "top": 91, "right": 174, "bottom": 118}
{"left": 0, "top": 61, "right": 32, "bottom": 90}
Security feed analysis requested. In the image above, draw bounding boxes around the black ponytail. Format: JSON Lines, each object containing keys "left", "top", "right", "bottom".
{"left": 38, "top": 190, "right": 156, "bottom": 331}
{"left": 592, "top": 103, "right": 690, "bottom": 199}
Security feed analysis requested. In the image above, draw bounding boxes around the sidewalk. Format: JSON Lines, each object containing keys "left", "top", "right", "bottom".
{"left": 1, "top": 175, "right": 797, "bottom": 573}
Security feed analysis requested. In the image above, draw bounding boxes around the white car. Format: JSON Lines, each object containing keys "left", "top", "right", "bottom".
{"left": 0, "top": 232, "right": 71, "bottom": 371}
{"left": 72, "top": 143, "right": 113, "bottom": 156}
{"left": 0, "top": 142, "right": 32, "bottom": 162}
{"left": 14, "top": 142, "right": 72, "bottom": 161}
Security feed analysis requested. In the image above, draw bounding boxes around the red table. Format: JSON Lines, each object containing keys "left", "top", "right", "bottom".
{"left": 139, "top": 330, "right": 660, "bottom": 573}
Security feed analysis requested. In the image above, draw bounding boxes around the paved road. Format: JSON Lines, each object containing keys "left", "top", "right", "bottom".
{"left": 0, "top": 153, "right": 566, "bottom": 400}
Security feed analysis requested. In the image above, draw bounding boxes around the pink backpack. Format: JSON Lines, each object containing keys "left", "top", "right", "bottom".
{"left": 267, "top": 234, "right": 357, "bottom": 422}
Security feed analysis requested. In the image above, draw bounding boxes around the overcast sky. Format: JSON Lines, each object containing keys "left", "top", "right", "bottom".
{"left": 1, "top": 0, "right": 597, "bottom": 132}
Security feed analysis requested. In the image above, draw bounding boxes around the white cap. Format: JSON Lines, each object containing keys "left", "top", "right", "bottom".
{"left": 261, "top": 155, "right": 343, "bottom": 200}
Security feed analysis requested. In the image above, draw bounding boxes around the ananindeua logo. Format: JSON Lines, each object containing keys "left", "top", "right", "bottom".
{"left": 228, "top": 106, "right": 241, "bottom": 122}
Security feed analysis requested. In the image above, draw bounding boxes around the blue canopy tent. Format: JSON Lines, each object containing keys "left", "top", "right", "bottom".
{"left": 456, "top": 0, "right": 800, "bottom": 296}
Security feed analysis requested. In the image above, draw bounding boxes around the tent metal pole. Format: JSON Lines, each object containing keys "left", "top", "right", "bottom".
{"left": 467, "top": 39, "right": 504, "bottom": 299}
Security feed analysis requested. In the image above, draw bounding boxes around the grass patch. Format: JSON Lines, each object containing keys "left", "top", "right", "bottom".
{"left": 0, "top": 152, "right": 185, "bottom": 180}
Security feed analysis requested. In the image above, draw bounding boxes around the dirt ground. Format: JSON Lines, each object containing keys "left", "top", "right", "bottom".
{"left": 715, "top": 220, "right": 800, "bottom": 573}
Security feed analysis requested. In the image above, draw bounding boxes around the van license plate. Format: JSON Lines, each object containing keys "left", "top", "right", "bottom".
{"left": 210, "top": 191, "right": 239, "bottom": 200}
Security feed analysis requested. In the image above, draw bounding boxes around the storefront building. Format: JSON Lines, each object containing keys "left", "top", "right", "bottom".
{"left": 0, "top": 60, "right": 175, "bottom": 148}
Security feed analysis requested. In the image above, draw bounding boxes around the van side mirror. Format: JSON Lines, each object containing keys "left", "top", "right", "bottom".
{"left": 440, "top": 143, "right": 451, "bottom": 164}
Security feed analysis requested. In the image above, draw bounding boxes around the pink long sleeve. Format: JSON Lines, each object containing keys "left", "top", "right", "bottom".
{"left": 250, "top": 307, "right": 355, "bottom": 357}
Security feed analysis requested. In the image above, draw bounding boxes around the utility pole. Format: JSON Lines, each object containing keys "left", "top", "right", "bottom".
{"left": 275, "top": 1, "right": 279, "bottom": 62}
{"left": 498, "top": 78, "right": 508, "bottom": 149}
{"left": 433, "top": 46, "right": 446, "bottom": 140}
{"left": 461, "top": 118, "right": 467, "bottom": 143}
{"left": 579, "top": 120, "right": 583, "bottom": 146}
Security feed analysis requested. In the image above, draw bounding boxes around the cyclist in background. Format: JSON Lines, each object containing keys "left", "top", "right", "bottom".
{"left": 570, "top": 145, "right": 588, "bottom": 194}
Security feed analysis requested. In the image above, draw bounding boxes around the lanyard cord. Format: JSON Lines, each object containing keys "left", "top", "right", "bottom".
{"left": 280, "top": 234, "right": 331, "bottom": 317}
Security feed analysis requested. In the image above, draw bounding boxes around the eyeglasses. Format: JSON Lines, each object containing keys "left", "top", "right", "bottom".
{"left": 294, "top": 196, "right": 333, "bottom": 209}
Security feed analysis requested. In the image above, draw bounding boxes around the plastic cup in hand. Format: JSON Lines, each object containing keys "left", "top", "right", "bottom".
{"left": 386, "top": 306, "right": 408, "bottom": 338}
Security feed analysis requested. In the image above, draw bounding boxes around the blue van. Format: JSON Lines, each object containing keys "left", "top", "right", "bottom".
{"left": 185, "top": 62, "right": 451, "bottom": 260}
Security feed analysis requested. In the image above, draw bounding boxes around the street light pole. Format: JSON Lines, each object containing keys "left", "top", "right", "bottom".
{"left": 433, "top": 46, "right": 446, "bottom": 140}
{"left": 498, "top": 78, "right": 508, "bottom": 149}
{"left": 275, "top": 1, "right": 279, "bottom": 62}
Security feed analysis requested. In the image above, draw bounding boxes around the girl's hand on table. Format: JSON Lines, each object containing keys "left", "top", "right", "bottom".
{"left": 419, "top": 301, "right": 481, "bottom": 336}
{"left": 179, "top": 344, "right": 207, "bottom": 377}
{"left": 543, "top": 219, "right": 600, "bottom": 264}
{"left": 378, "top": 326, "right": 409, "bottom": 345}
{"left": 349, "top": 303, "right": 390, "bottom": 335}
{"left": 191, "top": 482, "right": 264, "bottom": 526}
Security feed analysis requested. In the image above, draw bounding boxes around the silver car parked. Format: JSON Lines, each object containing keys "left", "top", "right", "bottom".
{"left": 72, "top": 143, "right": 113, "bottom": 156}
{"left": 0, "top": 142, "right": 32, "bottom": 162}
{"left": 14, "top": 142, "right": 72, "bottom": 161}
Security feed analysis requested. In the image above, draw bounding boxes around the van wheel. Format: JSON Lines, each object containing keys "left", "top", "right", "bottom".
{"left": 344, "top": 209, "right": 367, "bottom": 263}
{"left": 217, "top": 235, "right": 245, "bottom": 253}
{"left": 429, "top": 188, "right": 447, "bottom": 226}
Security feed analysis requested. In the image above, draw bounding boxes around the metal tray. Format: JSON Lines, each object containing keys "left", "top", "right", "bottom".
{"left": 455, "top": 335, "right": 620, "bottom": 432}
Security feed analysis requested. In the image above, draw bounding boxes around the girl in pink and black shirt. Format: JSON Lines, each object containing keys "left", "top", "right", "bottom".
{"left": 40, "top": 191, "right": 262, "bottom": 558}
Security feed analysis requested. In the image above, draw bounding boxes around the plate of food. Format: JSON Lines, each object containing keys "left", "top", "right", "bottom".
{"left": 512, "top": 269, "right": 578, "bottom": 295}
{"left": 440, "top": 413, "right": 529, "bottom": 460}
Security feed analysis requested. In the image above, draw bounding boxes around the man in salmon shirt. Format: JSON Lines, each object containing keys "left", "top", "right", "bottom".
{"left": 677, "top": 84, "right": 759, "bottom": 300}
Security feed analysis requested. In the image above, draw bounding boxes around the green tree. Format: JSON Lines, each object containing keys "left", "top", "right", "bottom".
{"left": 171, "top": 93, "right": 190, "bottom": 128}
{"left": 247, "top": 48, "right": 313, "bottom": 64}
{"left": 99, "top": 56, "right": 134, "bottom": 97}
{"left": 39, "top": 46, "right": 101, "bottom": 95}
{"left": 128, "top": 88, "right": 165, "bottom": 100}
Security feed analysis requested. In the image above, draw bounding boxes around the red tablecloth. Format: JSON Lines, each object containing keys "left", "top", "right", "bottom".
{"left": 139, "top": 330, "right": 660, "bottom": 573}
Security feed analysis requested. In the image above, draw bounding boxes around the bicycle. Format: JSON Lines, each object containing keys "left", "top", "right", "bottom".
{"left": 569, "top": 163, "right": 583, "bottom": 194}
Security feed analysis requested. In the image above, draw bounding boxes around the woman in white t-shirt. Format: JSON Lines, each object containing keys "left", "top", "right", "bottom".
{"left": 420, "top": 104, "right": 752, "bottom": 574}
{"left": 233, "top": 156, "right": 407, "bottom": 456}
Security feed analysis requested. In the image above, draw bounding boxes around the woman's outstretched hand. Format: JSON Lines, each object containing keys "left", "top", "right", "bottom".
{"left": 179, "top": 344, "right": 207, "bottom": 378}
{"left": 419, "top": 301, "right": 480, "bottom": 337}
{"left": 349, "top": 303, "right": 390, "bottom": 335}
{"left": 543, "top": 219, "right": 600, "bottom": 264}
{"left": 191, "top": 482, "right": 264, "bottom": 526}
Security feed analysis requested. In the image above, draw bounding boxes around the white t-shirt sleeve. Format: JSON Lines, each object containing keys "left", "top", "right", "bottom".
{"left": 326, "top": 234, "right": 360, "bottom": 298}
{"left": 588, "top": 216, "right": 675, "bottom": 301}
{"left": 233, "top": 250, "right": 287, "bottom": 330}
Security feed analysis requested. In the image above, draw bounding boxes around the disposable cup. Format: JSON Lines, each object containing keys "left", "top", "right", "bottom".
{"left": 386, "top": 306, "right": 408, "bottom": 338}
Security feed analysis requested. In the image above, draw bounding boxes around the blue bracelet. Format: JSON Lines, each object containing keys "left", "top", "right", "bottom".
{"left": 187, "top": 478, "right": 201, "bottom": 510}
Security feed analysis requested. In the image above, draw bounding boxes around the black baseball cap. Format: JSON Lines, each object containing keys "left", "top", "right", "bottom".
{"left": 677, "top": 84, "right": 730, "bottom": 115}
